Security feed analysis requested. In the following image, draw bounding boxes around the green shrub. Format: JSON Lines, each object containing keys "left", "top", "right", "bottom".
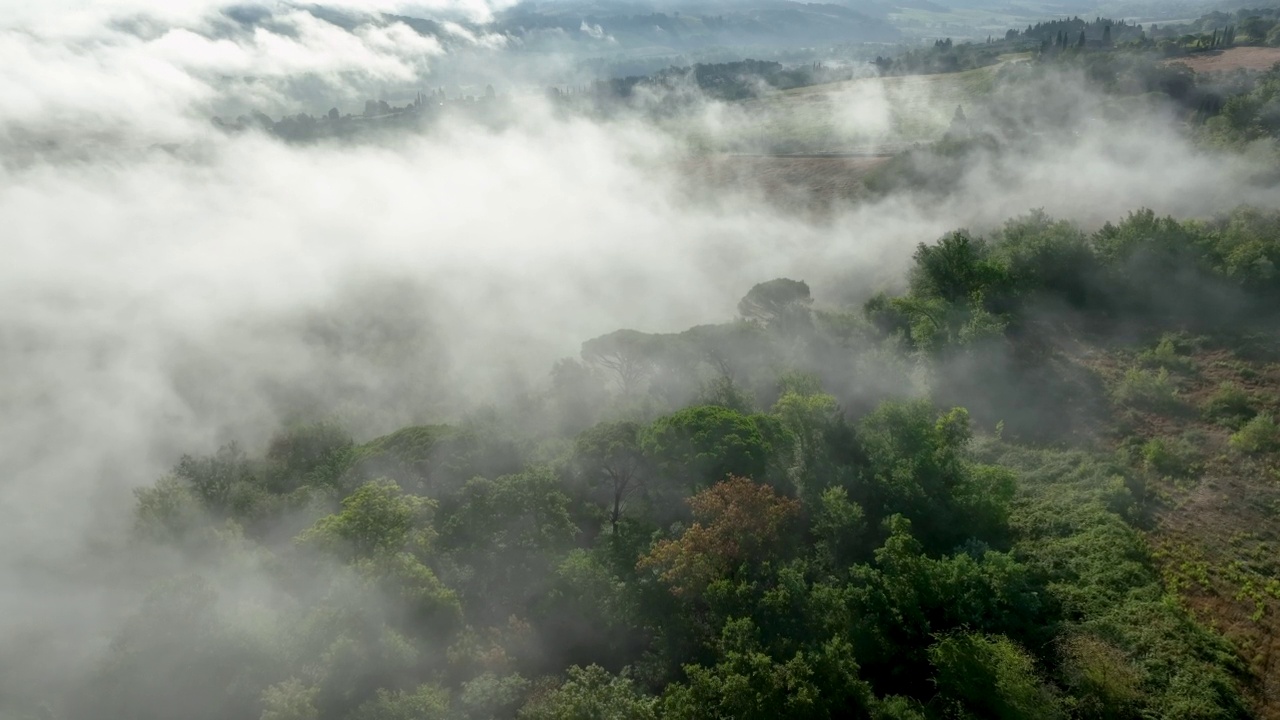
{"left": 1140, "top": 438, "right": 1197, "bottom": 478}
{"left": 990, "top": 446, "right": 1249, "bottom": 717}
{"left": 1112, "top": 367, "right": 1182, "bottom": 413}
{"left": 1138, "top": 334, "right": 1194, "bottom": 373}
{"left": 1057, "top": 634, "right": 1144, "bottom": 719}
{"left": 871, "top": 696, "right": 928, "bottom": 720}
{"left": 1203, "top": 382, "right": 1256, "bottom": 428}
{"left": 519, "top": 666, "right": 656, "bottom": 720}
{"left": 928, "top": 632, "right": 1064, "bottom": 720}
{"left": 1229, "top": 414, "right": 1280, "bottom": 454}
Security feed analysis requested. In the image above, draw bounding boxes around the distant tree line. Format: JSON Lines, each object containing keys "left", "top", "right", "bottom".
{"left": 212, "top": 88, "right": 507, "bottom": 143}
{"left": 547, "top": 59, "right": 857, "bottom": 116}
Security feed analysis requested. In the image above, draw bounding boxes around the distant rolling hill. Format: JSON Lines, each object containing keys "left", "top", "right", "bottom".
{"left": 491, "top": 0, "right": 901, "bottom": 52}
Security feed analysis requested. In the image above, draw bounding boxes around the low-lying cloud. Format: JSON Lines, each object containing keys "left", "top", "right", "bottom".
{"left": 3, "top": 2, "right": 1280, "bottom": 713}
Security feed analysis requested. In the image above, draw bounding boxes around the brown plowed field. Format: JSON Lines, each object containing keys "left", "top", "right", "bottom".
{"left": 681, "top": 154, "right": 892, "bottom": 215}
{"left": 1168, "top": 46, "right": 1280, "bottom": 73}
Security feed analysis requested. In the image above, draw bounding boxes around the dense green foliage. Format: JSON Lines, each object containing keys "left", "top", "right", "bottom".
{"left": 40, "top": 199, "right": 1280, "bottom": 720}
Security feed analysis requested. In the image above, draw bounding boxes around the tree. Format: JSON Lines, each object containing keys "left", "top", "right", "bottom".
{"left": 855, "top": 402, "right": 1014, "bottom": 552}
{"left": 441, "top": 469, "right": 578, "bottom": 558}
{"left": 846, "top": 517, "right": 1044, "bottom": 693}
{"left": 299, "top": 479, "right": 432, "bottom": 559}
{"left": 1056, "top": 634, "right": 1143, "bottom": 718}
{"left": 574, "top": 421, "right": 646, "bottom": 532}
{"left": 642, "top": 406, "right": 784, "bottom": 496}
{"left": 133, "top": 475, "right": 217, "bottom": 552}
{"left": 909, "top": 231, "right": 1009, "bottom": 306}
{"left": 347, "top": 683, "right": 450, "bottom": 720}
{"left": 813, "top": 487, "right": 867, "bottom": 570}
{"left": 264, "top": 420, "right": 354, "bottom": 493}
{"left": 737, "top": 278, "right": 813, "bottom": 327}
{"left": 662, "top": 619, "right": 871, "bottom": 720}
{"left": 439, "top": 469, "right": 579, "bottom": 623}
{"left": 543, "top": 549, "right": 645, "bottom": 670}
{"left": 929, "top": 633, "right": 1064, "bottom": 720}
{"left": 637, "top": 477, "right": 800, "bottom": 598}
{"left": 457, "top": 672, "right": 531, "bottom": 719}
{"left": 679, "top": 321, "right": 771, "bottom": 384}
{"left": 988, "top": 210, "right": 1097, "bottom": 310}
{"left": 171, "top": 443, "right": 256, "bottom": 514}
{"left": 299, "top": 481, "right": 461, "bottom": 639}
{"left": 771, "top": 386, "right": 841, "bottom": 503}
{"left": 581, "top": 330, "right": 656, "bottom": 397}
{"left": 299, "top": 608, "right": 424, "bottom": 718}
{"left": 519, "top": 665, "right": 657, "bottom": 720}
{"left": 260, "top": 679, "right": 320, "bottom": 720}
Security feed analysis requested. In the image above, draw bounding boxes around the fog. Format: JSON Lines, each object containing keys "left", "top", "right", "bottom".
{"left": 2, "top": 0, "right": 1278, "bottom": 716}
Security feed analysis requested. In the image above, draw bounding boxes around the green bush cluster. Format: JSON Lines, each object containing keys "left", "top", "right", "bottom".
{"left": 1230, "top": 413, "right": 1280, "bottom": 454}
{"left": 1113, "top": 367, "right": 1183, "bottom": 413}
{"left": 870, "top": 207, "right": 1280, "bottom": 359}
{"left": 90, "top": 386, "right": 1254, "bottom": 720}
{"left": 1204, "top": 382, "right": 1257, "bottom": 428}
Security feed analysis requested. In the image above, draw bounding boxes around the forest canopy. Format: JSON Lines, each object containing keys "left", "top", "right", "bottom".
{"left": 9, "top": 2, "right": 1280, "bottom": 719}
{"left": 42, "top": 204, "right": 1280, "bottom": 720}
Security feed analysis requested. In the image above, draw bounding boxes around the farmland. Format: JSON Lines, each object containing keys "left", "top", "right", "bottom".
{"left": 718, "top": 63, "right": 1004, "bottom": 155}
{"left": 1169, "top": 45, "right": 1280, "bottom": 73}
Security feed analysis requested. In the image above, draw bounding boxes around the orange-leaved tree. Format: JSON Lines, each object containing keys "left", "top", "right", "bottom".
{"left": 638, "top": 476, "right": 800, "bottom": 598}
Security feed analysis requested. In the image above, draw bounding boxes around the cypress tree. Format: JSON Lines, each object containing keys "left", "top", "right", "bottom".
{"left": 1103, "top": 24, "right": 1112, "bottom": 45}
{"left": 1078, "top": 30, "right": 1086, "bottom": 48}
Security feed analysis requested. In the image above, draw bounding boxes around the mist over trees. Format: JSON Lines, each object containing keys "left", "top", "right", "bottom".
{"left": 13, "top": 203, "right": 1280, "bottom": 719}
{"left": 8, "top": 0, "right": 1280, "bottom": 719}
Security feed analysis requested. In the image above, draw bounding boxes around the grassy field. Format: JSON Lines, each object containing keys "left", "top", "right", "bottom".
{"left": 1169, "top": 46, "right": 1280, "bottom": 73}
{"left": 671, "top": 62, "right": 1007, "bottom": 213}
{"left": 678, "top": 154, "right": 891, "bottom": 216}
{"left": 1078, "top": 334, "right": 1280, "bottom": 717}
{"left": 697, "top": 63, "right": 1003, "bottom": 155}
